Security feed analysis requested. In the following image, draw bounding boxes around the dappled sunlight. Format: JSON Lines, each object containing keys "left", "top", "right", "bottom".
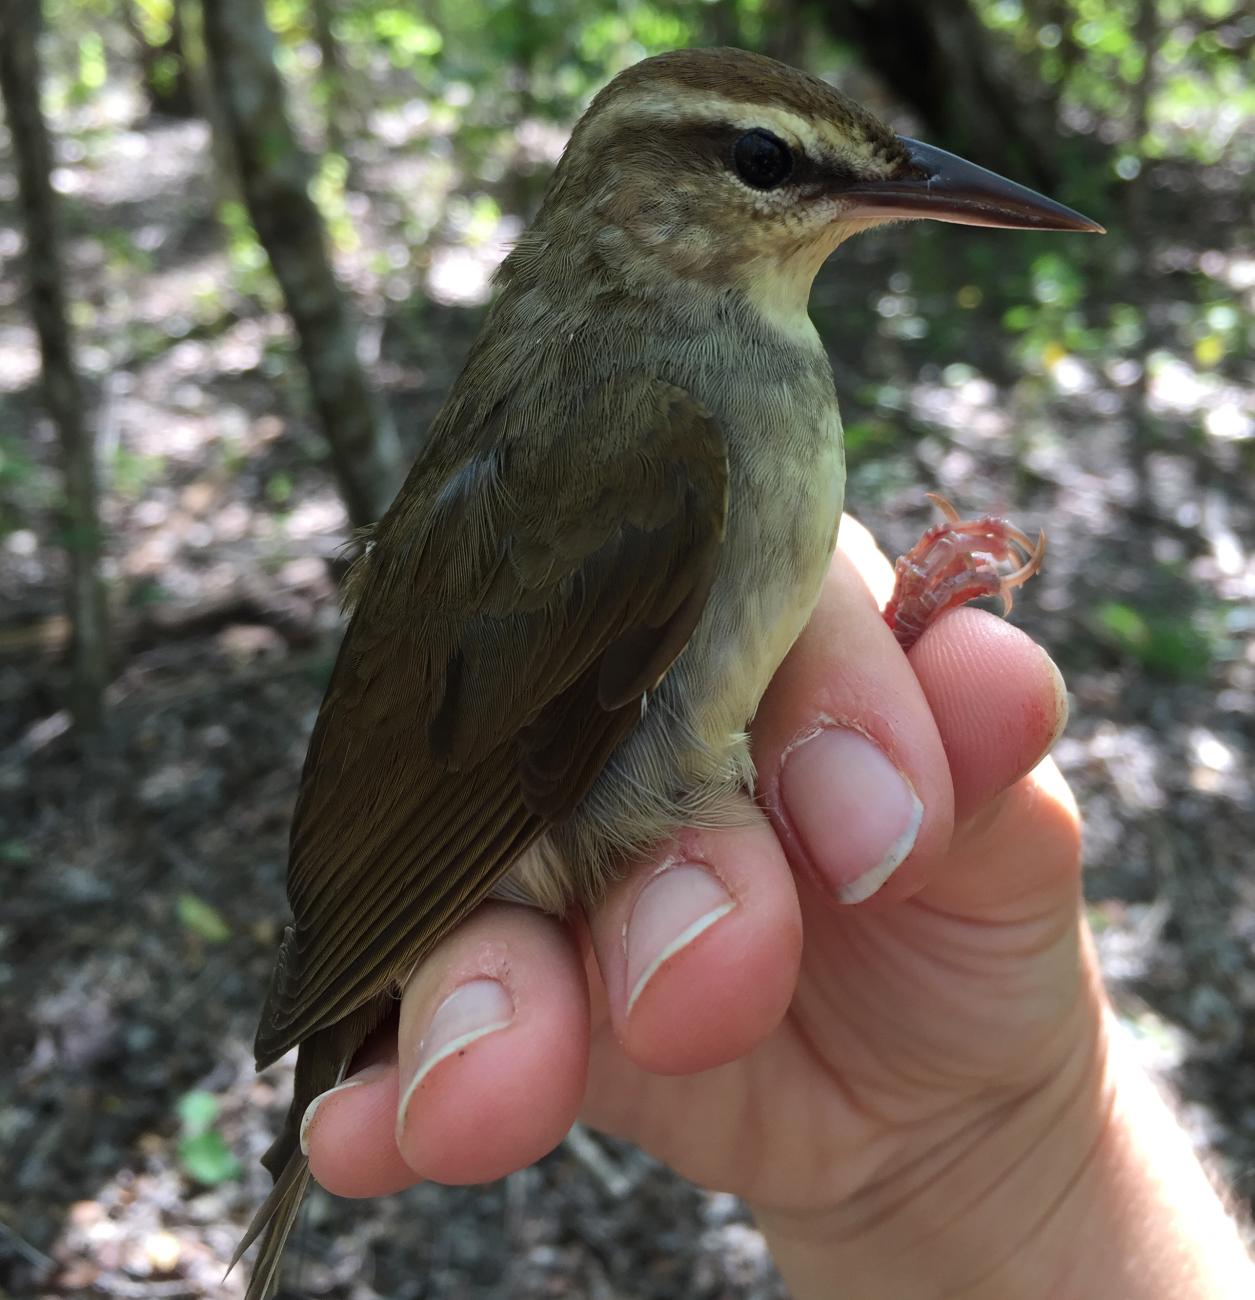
{"left": 38, "top": 1034, "right": 272, "bottom": 1298}
{"left": 0, "top": 323, "right": 40, "bottom": 391}
{"left": 908, "top": 365, "right": 1013, "bottom": 440}
{"left": 72, "top": 119, "right": 212, "bottom": 208}
{"left": 2, "top": 1, "right": 1253, "bottom": 1296}
{"left": 1147, "top": 351, "right": 1253, "bottom": 442}
{"left": 1060, "top": 722, "right": 1167, "bottom": 813}
{"left": 280, "top": 491, "right": 349, "bottom": 541}
{"left": 1187, "top": 726, "right": 1245, "bottom": 798}
{"left": 425, "top": 217, "right": 521, "bottom": 307}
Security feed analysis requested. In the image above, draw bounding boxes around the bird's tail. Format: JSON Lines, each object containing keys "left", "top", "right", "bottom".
{"left": 230, "top": 1146, "right": 312, "bottom": 1300}
{"left": 230, "top": 1056, "right": 328, "bottom": 1300}
{"left": 230, "top": 1024, "right": 347, "bottom": 1299}
{"left": 231, "top": 1004, "right": 388, "bottom": 1298}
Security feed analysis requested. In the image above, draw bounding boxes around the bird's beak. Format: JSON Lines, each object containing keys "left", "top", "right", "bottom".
{"left": 843, "top": 137, "right": 1104, "bottom": 234}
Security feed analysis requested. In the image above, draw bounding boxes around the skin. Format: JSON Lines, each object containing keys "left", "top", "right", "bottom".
{"left": 298, "top": 519, "right": 1255, "bottom": 1298}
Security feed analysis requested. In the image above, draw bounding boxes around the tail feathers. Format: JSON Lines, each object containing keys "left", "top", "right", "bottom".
{"left": 233, "top": 1001, "right": 390, "bottom": 1297}
{"left": 229, "top": 1149, "right": 312, "bottom": 1300}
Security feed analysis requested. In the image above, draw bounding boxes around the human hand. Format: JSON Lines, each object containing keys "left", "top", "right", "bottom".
{"left": 295, "top": 513, "right": 1084, "bottom": 1226}
{"left": 267, "top": 515, "right": 1255, "bottom": 1299}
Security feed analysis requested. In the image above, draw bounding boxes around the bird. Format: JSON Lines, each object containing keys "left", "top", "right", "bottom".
{"left": 234, "top": 46, "right": 1101, "bottom": 1298}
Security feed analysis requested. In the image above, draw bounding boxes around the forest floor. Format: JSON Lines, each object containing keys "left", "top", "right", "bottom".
{"left": 2, "top": 88, "right": 1253, "bottom": 1299}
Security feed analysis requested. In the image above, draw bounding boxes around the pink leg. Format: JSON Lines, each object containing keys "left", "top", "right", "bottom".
{"left": 883, "top": 494, "right": 1046, "bottom": 652}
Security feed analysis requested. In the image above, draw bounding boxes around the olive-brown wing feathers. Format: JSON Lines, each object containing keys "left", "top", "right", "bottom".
{"left": 253, "top": 376, "right": 727, "bottom": 1067}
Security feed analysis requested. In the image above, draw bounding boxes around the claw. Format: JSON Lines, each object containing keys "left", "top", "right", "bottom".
{"left": 883, "top": 498, "right": 1046, "bottom": 652}
{"left": 924, "top": 491, "right": 962, "bottom": 524}
{"left": 997, "top": 529, "right": 1046, "bottom": 615}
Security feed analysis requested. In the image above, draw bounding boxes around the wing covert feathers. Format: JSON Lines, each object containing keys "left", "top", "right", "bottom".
{"left": 254, "top": 375, "right": 726, "bottom": 1066}
{"left": 242, "top": 374, "right": 725, "bottom": 1297}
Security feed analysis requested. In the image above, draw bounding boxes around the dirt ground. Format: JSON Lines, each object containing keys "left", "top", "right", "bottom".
{"left": 2, "top": 92, "right": 1252, "bottom": 1299}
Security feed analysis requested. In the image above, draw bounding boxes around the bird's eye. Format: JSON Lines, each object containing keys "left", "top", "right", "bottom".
{"left": 732, "top": 129, "right": 793, "bottom": 190}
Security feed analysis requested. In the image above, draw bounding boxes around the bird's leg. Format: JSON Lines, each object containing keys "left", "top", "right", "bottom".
{"left": 883, "top": 493, "right": 1046, "bottom": 652}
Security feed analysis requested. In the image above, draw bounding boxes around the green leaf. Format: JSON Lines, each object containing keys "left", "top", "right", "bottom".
{"left": 176, "top": 894, "right": 232, "bottom": 943}
{"left": 1096, "top": 601, "right": 1149, "bottom": 651}
{"left": 178, "top": 1131, "right": 242, "bottom": 1185}
{"left": 177, "top": 1089, "right": 220, "bottom": 1136}
{"left": 1094, "top": 603, "right": 1214, "bottom": 680}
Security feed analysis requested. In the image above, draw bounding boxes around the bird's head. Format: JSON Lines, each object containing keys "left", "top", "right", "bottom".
{"left": 521, "top": 48, "right": 1101, "bottom": 331}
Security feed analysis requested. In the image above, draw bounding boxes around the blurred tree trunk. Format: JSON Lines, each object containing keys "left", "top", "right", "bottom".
{"left": 0, "top": 0, "right": 109, "bottom": 733}
{"left": 200, "top": 0, "right": 402, "bottom": 528}
{"left": 703, "top": 0, "right": 745, "bottom": 48}
{"left": 809, "top": 0, "right": 1063, "bottom": 191}
{"left": 309, "top": 0, "right": 364, "bottom": 172}
{"left": 1035, "top": 0, "right": 1082, "bottom": 99}
{"left": 1127, "top": 0, "right": 1159, "bottom": 473}
{"left": 123, "top": 0, "right": 196, "bottom": 118}
{"left": 1126, "top": 0, "right": 1157, "bottom": 241}
{"left": 176, "top": 0, "right": 238, "bottom": 202}
{"left": 762, "top": 0, "right": 809, "bottom": 67}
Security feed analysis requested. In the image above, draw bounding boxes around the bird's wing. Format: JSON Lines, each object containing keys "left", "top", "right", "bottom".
{"left": 254, "top": 374, "right": 728, "bottom": 1066}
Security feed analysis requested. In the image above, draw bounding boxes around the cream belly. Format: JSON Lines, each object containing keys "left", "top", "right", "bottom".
{"left": 682, "top": 409, "right": 843, "bottom": 762}
{"left": 507, "top": 388, "right": 845, "bottom": 913}
{"left": 502, "top": 294, "right": 847, "bottom": 912}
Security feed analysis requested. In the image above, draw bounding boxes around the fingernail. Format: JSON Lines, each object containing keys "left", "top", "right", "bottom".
{"left": 397, "top": 979, "right": 514, "bottom": 1138}
{"left": 299, "top": 1063, "right": 389, "bottom": 1156}
{"left": 781, "top": 727, "right": 923, "bottom": 905}
{"left": 1043, "top": 651, "right": 1070, "bottom": 751}
{"left": 624, "top": 863, "right": 735, "bottom": 1015}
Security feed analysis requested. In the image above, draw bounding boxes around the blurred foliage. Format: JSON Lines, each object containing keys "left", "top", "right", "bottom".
{"left": 131, "top": 0, "right": 179, "bottom": 49}
{"left": 4, "top": 0, "right": 1252, "bottom": 625}
{"left": 176, "top": 892, "right": 233, "bottom": 942}
{"left": 28, "top": 0, "right": 1251, "bottom": 284}
{"left": 0, "top": 434, "right": 45, "bottom": 532}
{"left": 218, "top": 199, "right": 282, "bottom": 305}
{"left": 0, "top": 8, "right": 1249, "bottom": 1273}
{"left": 979, "top": 0, "right": 1252, "bottom": 164}
{"left": 176, "top": 1089, "right": 243, "bottom": 1185}
{"left": 1094, "top": 599, "right": 1218, "bottom": 679}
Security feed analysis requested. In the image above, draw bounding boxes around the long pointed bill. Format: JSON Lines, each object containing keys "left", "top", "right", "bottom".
{"left": 846, "top": 137, "right": 1104, "bottom": 233}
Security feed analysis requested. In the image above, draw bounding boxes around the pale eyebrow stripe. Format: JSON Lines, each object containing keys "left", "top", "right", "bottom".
{"left": 587, "top": 87, "right": 888, "bottom": 167}
{"left": 591, "top": 89, "right": 814, "bottom": 150}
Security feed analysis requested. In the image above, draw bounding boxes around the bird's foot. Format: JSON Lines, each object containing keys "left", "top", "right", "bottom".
{"left": 883, "top": 494, "right": 1046, "bottom": 653}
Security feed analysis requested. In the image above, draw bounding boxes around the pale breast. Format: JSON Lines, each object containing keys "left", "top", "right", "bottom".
{"left": 533, "top": 337, "right": 845, "bottom": 905}
{"left": 675, "top": 379, "right": 845, "bottom": 762}
{"left": 498, "top": 294, "right": 846, "bottom": 910}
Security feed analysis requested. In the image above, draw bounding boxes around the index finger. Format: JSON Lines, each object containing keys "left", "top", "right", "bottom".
{"left": 751, "top": 530, "right": 955, "bottom": 906}
{"left": 751, "top": 515, "right": 1065, "bottom": 906}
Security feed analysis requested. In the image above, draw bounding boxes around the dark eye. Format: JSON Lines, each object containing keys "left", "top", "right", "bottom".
{"left": 732, "top": 129, "right": 793, "bottom": 190}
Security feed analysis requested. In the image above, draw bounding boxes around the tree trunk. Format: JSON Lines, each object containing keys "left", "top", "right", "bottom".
{"left": 0, "top": 0, "right": 109, "bottom": 733}
{"left": 176, "top": 0, "right": 239, "bottom": 204}
{"left": 123, "top": 0, "right": 197, "bottom": 119}
{"left": 810, "top": 0, "right": 1064, "bottom": 191}
{"left": 200, "top": 0, "right": 402, "bottom": 528}
{"left": 308, "top": 0, "right": 364, "bottom": 172}
{"left": 762, "top": 0, "right": 810, "bottom": 67}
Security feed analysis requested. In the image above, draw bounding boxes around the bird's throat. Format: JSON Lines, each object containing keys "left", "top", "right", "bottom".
{"left": 738, "top": 246, "right": 831, "bottom": 349}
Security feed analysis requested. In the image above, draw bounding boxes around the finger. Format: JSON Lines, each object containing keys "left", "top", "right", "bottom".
{"left": 844, "top": 517, "right": 1068, "bottom": 829}
{"left": 585, "top": 797, "right": 802, "bottom": 1076}
{"left": 752, "top": 544, "right": 954, "bottom": 906}
{"left": 907, "top": 606, "right": 1068, "bottom": 824}
{"left": 835, "top": 514, "right": 896, "bottom": 607}
{"left": 394, "top": 904, "right": 589, "bottom": 1183}
{"left": 925, "top": 754, "right": 1082, "bottom": 916}
{"left": 304, "top": 903, "right": 589, "bottom": 1194}
{"left": 302, "top": 1035, "right": 412, "bottom": 1198}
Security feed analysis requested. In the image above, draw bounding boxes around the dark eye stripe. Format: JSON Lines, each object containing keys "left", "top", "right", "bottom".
{"left": 596, "top": 117, "right": 857, "bottom": 198}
